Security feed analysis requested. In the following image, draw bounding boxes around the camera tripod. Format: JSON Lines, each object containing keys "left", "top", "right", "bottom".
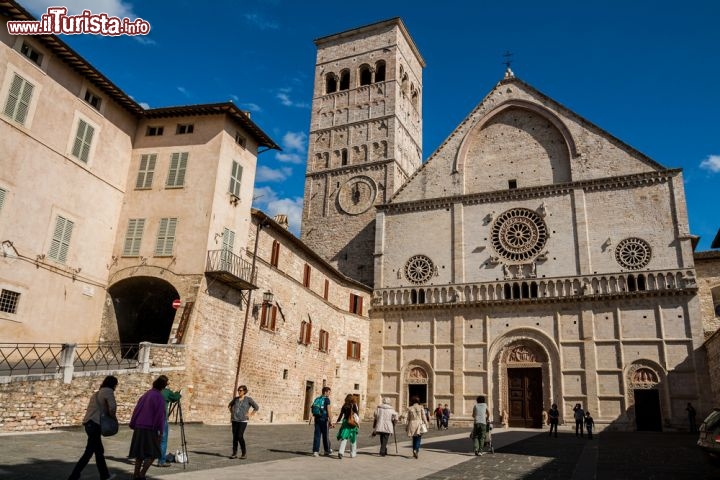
{"left": 168, "top": 399, "right": 188, "bottom": 469}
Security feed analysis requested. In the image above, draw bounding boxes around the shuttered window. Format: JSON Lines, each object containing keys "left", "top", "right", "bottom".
{"left": 270, "top": 240, "right": 280, "bottom": 267}
{"left": 166, "top": 152, "right": 188, "bottom": 188}
{"left": 48, "top": 215, "right": 74, "bottom": 263}
{"left": 71, "top": 119, "right": 95, "bottom": 163}
{"left": 0, "top": 187, "right": 6, "bottom": 214}
{"left": 122, "top": 218, "right": 145, "bottom": 256}
{"left": 299, "top": 320, "right": 312, "bottom": 345}
{"left": 3, "top": 73, "right": 34, "bottom": 125}
{"left": 154, "top": 217, "right": 177, "bottom": 256}
{"left": 260, "top": 304, "right": 278, "bottom": 331}
{"left": 323, "top": 279, "right": 329, "bottom": 300}
{"left": 220, "top": 227, "right": 235, "bottom": 269}
{"left": 347, "top": 340, "right": 361, "bottom": 360}
{"left": 229, "top": 160, "right": 243, "bottom": 196}
{"left": 135, "top": 154, "right": 157, "bottom": 189}
{"left": 303, "top": 264, "right": 311, "bottom": 287}
{"left": 349, "top": 293, "right": 363, "bottom": 315}
{"left": 319, "top": 330, "right": 329, "bottom": 353}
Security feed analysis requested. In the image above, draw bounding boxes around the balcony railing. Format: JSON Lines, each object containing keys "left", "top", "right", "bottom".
{"left": 373, "top": 268, "right": 697, "bottom": 308}
{"left": 205, "top": 249, "right": 257, "bottom": 290}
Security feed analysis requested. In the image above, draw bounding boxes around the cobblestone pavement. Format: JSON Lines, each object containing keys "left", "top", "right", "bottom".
{"left": 0, "top": 423, "right": 717, "bottom": 479}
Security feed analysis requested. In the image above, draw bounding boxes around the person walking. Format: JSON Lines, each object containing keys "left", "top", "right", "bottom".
{"left": 67, "top": 375, "right": 118, "bottom": 480}
{"left": 158, "top": 379, "right": 181, "bottom": 467}
{"left": 472, "top": 395, "right": 490, "bottom": 456}
{"left": 585, "top": 411, "right": 595, "bottom": 439}
{"left": 406, "top": 395, "right": 428, "bottom": 459}
{"left": 434, "top": 405, "right": 443, "bottom": 430}
{"left": 373, "top": 398, "right": 398, "bottom": 456}
{"left": 228, "top": 385, "right": 259, "bottom": 459}
{"left": 686, "top": 402, "right": 697, "bottom": 433}
{"left": 129, "top": 375, "right": 168, "bottom": 480}
{"left": 336, "top": 394, "right": 359, "bottom": 459}
{"left": 548, "top": 403, "right": 559, "bottom": 438}
{"left": 573, "top": 403, "right": 585, "bottom": 438}
{"left": 442, "top": 403, "right": 451, "bottom": 430}
{"left": 311, "top": 386, "right": 333, "bottom": 457}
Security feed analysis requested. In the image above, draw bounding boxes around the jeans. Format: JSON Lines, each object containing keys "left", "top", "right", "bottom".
{"left": 67, "top": 421, "right": 110, "bottom": 480}
{"left": 548, "top": 421, "right": 558, "bottom": 436}
{"left": 472, "top": 423, "right": 487, "bottom": 452}
{"left": 159, "top": 420, "right": 169, "bottom": 464}
{"left": 232, "top": 421, "right": 248, "bottom": 455}
{"left": 379, "top": 432, "right": 390, "bottom": 455}
{"left": 313, "top": 418, "right": 330, "bottom": 453}
{"left": 436, "top": 416, "right": 442, "bottom": 429}
{"left": 412, "top": 434, "right": 422, "bottom": 452}
{"left": 575, "top": 419, "right": 584, "bottom": 436}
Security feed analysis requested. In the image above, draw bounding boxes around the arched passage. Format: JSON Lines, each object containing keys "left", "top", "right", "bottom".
{"left": 108, "top": 276, "right": 179, "bottom": 344}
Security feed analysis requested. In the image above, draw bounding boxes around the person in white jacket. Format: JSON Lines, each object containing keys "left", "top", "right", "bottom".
{"left": 373, "top": 398, "right": 398, "bottom": 456}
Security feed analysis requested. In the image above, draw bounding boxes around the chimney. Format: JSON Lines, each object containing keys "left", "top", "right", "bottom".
{"left": 273, "top": 214, "right": 289, "bottom": 230}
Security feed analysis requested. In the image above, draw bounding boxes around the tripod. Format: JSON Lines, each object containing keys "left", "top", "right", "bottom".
{"left": 168, "top": 400, "right": 189, "bottom": 469}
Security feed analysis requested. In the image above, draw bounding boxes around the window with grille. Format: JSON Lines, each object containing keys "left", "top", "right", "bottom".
{"left": 83, "top": 89, "right": 102, "bottom": 110}
{"left": 229, "top": 160, "right": 243, "bottom": 197}
{"left": 166, "top": 152, "right": 188, "bottom": 188}
{"left": 48, "top": 215, "right": 74, "bottom": 263}
{"left": 3, "top": 73, "right": 34, "bottom": 125}
{"left": 146, "top": 126, "right": 164, "bottom": 136}
{"left": 122, "top": 218, "right": 145, "bottom": 256}
{"left": 176, "top": 123, "right": 194, "bottom": 134}
{"left": 0, "top": 289, "right": 20, "bottom": 314}
{"left": 135, "top": 153, "right": 157, "bottom": 189}
{"left": 260, "top": 304, "right": 277, "bottom": 331}
{"left": 71, "top": 119, "right": 95, "bottom": 163}
{"left": 20, "top": 41, "right": 43, "bottom": 66}
{"left": 349, "top": 294, "right": 363, "bottom": 315}
{"left": 319, "top": 330, "right": 329, "bottom": 353}
{"left": 270, "top": 240, "right": 280, "bottom": 267}
{"left": 347, "top": 340, "right": 361, "bottom": 360}
{"left": 299, "top": 320, "right": 312, "bottom": 345}
{"left": 303, "top": 264, "right": 311, "bottom": 287}
{"left": 154, "top": 217, "right": 177, "bottom": 256}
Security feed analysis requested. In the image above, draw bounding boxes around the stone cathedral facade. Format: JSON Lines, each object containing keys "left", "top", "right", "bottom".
{"left": 302, "top": 19, "right": 711, "bottom": 430}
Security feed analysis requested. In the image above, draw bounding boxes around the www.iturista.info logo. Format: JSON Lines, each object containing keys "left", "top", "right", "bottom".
{"left": 7, "top": 6, "right": 151, "bottom": 36}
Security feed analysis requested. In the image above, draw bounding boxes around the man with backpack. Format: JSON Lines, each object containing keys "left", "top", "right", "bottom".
{"left": 311, "top": 386, "right": 333, "bottom": 457}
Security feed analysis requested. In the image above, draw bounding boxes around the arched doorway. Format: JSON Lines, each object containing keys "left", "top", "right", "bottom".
{"left": 627, "top": 364, "right": 663, "bottom": 431}
{"left": 497, "top": 341, "right": 550, "bottom": 428}
{"left": 403, "top": 363, "right": 431, "bottom": 412}
{"left": 108, "top": 276, "right": 180, "bottom": 345}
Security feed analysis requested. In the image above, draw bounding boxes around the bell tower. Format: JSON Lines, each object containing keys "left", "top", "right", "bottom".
{"left": 300, "top": 18, "right": 424, "bottom": 286}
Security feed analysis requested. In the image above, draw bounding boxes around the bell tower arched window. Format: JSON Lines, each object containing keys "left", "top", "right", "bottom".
{"left": 339, "top": 70, "right": 350, "bottom": 91}
{"left": 359, "top": 64, "right": 372, "bottom": 86}
{"left": 325, "top": 73, "right": 337, "bottom": 94}
{"left": 375, "top": 61, "right": 386, "bottom": 82}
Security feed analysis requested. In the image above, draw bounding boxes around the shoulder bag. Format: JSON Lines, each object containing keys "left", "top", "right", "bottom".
{"left": 96, "top": 392, "right": 119, "bottom": 437}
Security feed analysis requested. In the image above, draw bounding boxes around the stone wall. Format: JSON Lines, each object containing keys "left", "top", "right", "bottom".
{"left": 695, "top": 251, "right": 720, "bottom": 337}
{"left": 704, "top": 329, "right": 720, "bottom": 407}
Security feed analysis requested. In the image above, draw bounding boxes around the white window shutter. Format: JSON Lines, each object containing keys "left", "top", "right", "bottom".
{"left": 3, "top": 74, "right": 22, "bottom": 119}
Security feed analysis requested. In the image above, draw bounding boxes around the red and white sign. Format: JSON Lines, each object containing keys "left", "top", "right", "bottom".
{"left": 172, "top": 299, "right": 182, "bottom": 309}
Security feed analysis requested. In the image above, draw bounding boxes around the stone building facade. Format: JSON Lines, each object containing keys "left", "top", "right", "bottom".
{"left": 696, "top": 250, "right": 720, "bottom": 406}
{"left": 300, "top": 18, "right": 424, "bottom": 286}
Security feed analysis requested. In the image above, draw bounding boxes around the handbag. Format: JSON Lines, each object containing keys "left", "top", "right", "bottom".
{"left": 96, "top": 392, "right": 119, "bottom": 437}
{"left": 418, "top": 422, "right": 428, "bottom": 434}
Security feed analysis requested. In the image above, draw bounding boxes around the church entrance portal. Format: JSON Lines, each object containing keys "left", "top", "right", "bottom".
{"left": 634, "top": 389, "right": 662, "bottom": 431}
{"left": 408, "top": 384, "right": 427, "bottom": 405}
{"left": 508, "top": 367, "right": 543, "bottom": 428}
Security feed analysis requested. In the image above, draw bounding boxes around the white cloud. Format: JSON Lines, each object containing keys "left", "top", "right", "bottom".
{"left": 244, "top": 13, "right": 279, "bottom": 30}
{"left": 177, "top": 86, "right": 189, "bottom": 97}
{"left": 275, "top": 152, "right": 303, "bottom": 164}
{"left": 24, "top": 0, "right": 136, "bottom": 19}
{"left": 282, "top": 131, "right": 307, "bottom": 153}
{"left": 255, "top": 165, "right": 293, "bottom": 182}
{"left": 241, "top": 102, "right": 262, "bottom": 113}
{"left": 276, "top": 91, "right": 309, "bottom": 109}
{"left": 699, "top": 154, "right": 720, "bottom": 173}
{"left": 133, "top": 35, "right": 156, "bottom": 45}
{"left": 252, "top": 186, "right": 303, "bottom": 236}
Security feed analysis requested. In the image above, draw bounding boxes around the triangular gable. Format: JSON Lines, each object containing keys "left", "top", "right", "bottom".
{"left": 389, "top": 75, "right": 668, "bottom": 204}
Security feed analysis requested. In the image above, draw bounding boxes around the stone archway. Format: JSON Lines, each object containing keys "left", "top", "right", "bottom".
{"left": 402, "top": 361, "right": 432, "bottom": 413}
{"left": 626, "top": 362, "right": 666, "bottom": 431}
{"left": 489, "top": 329, "right": 560, "bottom": 428}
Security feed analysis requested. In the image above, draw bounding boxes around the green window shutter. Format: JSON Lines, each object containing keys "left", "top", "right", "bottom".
{"left": 71, "top": 120, "right": 94, "bottom": 163}
{"left": 122, "top": 218, "right": 145, "bottom": 256}
{"left": 48, "top": 216, "right": 74, "bottom": 263}
{"left": 155, "top": 217, "right": 178, "bottom": 256}
{"left": 166, "top": 152, "right": 188, "bottom": 187}
{"left": 4, "top": 74, "right": 34, "bottom": 124}
{"left": 229, "top": 161, "right": 242, "bottom": 196}
{"left": 136, "top": 154, "right": 157, "bottom": 189}
{"left": 222, "top": 228, "right": 235, "bottom": 252}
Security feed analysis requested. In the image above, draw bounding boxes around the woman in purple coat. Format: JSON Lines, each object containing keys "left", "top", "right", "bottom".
{"left": 129, "top": 375, "right": 168, "bottom": 480}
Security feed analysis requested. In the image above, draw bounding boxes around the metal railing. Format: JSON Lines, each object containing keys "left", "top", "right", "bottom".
{"left": 0, "top": 343, "right": 64, "bottom": 376}
{"left": 73, "top": 343, "right": 139, "bottom": 371}
{"left": 205, "top": 249, "right": 256, "bottom": 285}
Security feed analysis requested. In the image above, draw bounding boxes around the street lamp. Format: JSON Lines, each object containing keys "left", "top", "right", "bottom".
{"left": 234, "top": 217, "right": 271, "bottom": 390}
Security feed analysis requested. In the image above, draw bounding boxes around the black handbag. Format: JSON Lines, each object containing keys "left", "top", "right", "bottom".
{"left": 96, "top": 393, "right": 119, "bottom": 437}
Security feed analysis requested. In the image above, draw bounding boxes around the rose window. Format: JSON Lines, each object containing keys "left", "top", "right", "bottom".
{"left": 615, "top": 238, "right": 651, "bottom": 270}
{"left": 404, "top": 255, "right": 434, "bottom": 285}
{"left": 491, "top": 208, "right": 548, "bottom": 262}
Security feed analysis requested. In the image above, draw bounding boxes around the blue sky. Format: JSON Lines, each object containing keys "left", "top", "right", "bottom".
{"left": 21, "top": 0, "right": 720, "bottom": 249}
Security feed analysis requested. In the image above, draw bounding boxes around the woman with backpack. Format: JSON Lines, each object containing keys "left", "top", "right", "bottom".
{"left": 336, "top": 394, "right": 359, "bottom": 459}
